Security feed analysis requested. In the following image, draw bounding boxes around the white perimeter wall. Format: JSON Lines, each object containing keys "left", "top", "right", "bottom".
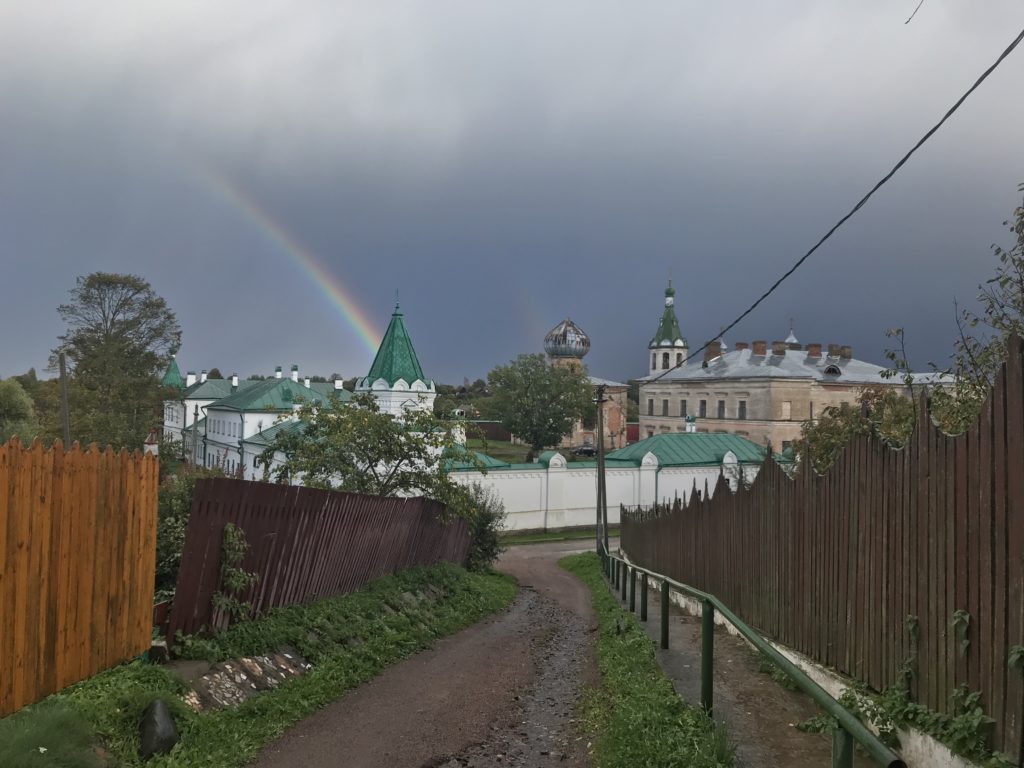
{"left": 451, "top": 453, "right": 761, "bottom": 531}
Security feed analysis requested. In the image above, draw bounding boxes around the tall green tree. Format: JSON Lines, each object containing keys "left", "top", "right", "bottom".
{"left": 487, "top": 353, "right": 593, "bottom": 458}
{"left": 0, "top": 378, "right": 40, "bottom": 443}
{"left": 261, "top": 393, "right": 478, "bottom": 513}
{"left": 54, "top": 272, "right": 181, "bottom": 449}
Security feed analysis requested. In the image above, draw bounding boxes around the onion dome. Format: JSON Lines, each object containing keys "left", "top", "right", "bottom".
{"left": 544, "top": 318, "right": 591, "bottom": 359}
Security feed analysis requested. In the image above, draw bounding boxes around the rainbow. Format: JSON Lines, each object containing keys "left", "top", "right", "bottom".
{"left": 194, "top": 166, "right": 382, "bottom": 356}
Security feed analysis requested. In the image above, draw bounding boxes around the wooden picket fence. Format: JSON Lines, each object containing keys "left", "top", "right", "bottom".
{"left": 0, "top": 439, "right": 158, "bottom": 718}
{"left": 167, "top": 478, "right": 471, "bottom": 638}
{"left": 622, "top": 334, "right": 1024, "bottom": 762}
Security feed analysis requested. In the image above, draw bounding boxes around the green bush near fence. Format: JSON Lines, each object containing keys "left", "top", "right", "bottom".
{"left": 561, "top": 552, "right": 734, "bottom": 768}
{"left": 0, "top": 563, "right": 515, "bottom": 768}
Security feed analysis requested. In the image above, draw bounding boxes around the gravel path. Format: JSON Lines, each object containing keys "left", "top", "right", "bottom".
{"left": 248, "top": 541, "right": 598, "bottom": 768}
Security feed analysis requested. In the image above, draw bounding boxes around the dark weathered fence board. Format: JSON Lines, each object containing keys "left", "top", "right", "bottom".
{"left": 622, "top": 336, "right": 1024, "bottom": 762}
{"left": 168, "top": 478, "right": 471, "bottom": 638}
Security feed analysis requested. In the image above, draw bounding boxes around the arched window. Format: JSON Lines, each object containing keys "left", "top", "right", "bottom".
{"left": 662, "top": 352, "right": 670, "bottom": 369}
{"left": 652, "top": 353, "right": 657, "bottom": 369}
{"left": 824, "top": 364, "right": 841, "bottom": 376}
{"left": 676, "top": 352, "right": 683, "bottom": 366}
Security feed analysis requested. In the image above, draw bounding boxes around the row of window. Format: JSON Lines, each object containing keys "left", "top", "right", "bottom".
{"left": 647, "top": 398, "right": 747, "bottom": 420}
{"left": 652, "top": 351, "right": 685, "bottom": 370}
{"left": 210, "top": 417, "right": 241, "bottom": 439}
{"left": 644, "top": 399, "right": 815, "bottom": 421}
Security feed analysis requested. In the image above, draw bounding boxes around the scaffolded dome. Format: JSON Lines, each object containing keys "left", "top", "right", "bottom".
{"left": 544, "top": 317, "right": 590, "bottom": 359}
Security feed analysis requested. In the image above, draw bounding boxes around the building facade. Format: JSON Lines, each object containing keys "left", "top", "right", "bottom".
{"left": 637, "top": 283, "right": 947, "bottom": 450}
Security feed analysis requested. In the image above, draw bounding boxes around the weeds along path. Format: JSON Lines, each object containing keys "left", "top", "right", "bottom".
{"left": 248, "top": 542, "right": 598, "bottom": 768}
{"left": 624, "top": 581, "right": 874, "bottom": 768}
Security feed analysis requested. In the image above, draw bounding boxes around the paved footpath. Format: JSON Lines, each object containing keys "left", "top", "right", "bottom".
{"left": 248, "top": 541, "right": 597, "bottom": 768}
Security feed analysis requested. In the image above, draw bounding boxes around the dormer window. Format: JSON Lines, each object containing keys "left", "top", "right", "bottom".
{"left": 824, "top": 364, "right": 841, "bottom": 376}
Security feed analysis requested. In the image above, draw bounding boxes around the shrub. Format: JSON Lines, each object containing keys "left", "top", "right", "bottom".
{"left": 464, "top": 482, "right": 507, "bottom": 571}
{"left": 156, "top": 466, "right": 223, "bottom": 599}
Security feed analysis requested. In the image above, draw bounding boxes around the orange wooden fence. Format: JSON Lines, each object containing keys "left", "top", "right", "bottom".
{"left": 0, "top": 438, "right": 158, "bottom": 717}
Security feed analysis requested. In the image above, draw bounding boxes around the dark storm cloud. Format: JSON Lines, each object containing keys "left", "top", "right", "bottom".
{"left": 1, "top": 2, "right": 1023, "bottom": 384}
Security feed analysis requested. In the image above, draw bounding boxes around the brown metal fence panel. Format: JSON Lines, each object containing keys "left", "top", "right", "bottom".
{"left": 167, "top": 478, "right": 471, "bottom": 638}
{"left": 622, "top": 335, "right": 1024, "bottom": 763}
{"left": 0, "top": 438, "right": 158, "bottom": 718}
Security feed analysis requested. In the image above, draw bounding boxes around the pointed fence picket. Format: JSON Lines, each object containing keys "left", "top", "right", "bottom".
{"left": 622, "top": 335, "right": 1024, "bottom": 763}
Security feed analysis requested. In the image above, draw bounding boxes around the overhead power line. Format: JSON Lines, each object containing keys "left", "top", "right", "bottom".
{"left": 649, "top": 24, "right": 1024, "bottom": 383}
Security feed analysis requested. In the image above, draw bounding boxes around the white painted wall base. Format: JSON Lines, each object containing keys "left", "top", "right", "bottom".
{"left": 622, "top": 555, "right": 978, "bottom": 768}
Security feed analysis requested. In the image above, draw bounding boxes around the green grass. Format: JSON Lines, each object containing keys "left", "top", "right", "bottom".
{"left": 465, "top": 438, "right": 531, "bottom": 463}
{"left": 561, "top": 552, "right": 734, "bottom": 768}
{"left": 501, "top": 526, "right": 620, "bottom": 546}
{"left": 0, "top": 700, "right": 104, "bottom": 768}
{"left": 1, "top": 563, "right": 516, "bottom": 768}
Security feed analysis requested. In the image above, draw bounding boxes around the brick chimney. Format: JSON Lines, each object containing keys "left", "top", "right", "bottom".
{"left": 231, "top": 373, "right": 239, "bottom": 388}
{"left": 704, "top": 340, "right": 722, "bottom": 363}
{"left": 771, "top": 341, "right": 787, "bottom": 356}
{"left": 806, "top": 343, "right": 822, "bottom": 358}
{"left": 827, "top": 343, "right": 840, "bottom": 358}
{"left": 840, "top": 345, "right": 853, "bottom": 359}
{"left": 734, "top": 342, "right": 749, "bottom": 351}
{"left": 186, "top": 371, "right": 197, "bottom": 387}
{"left": 291, "top": 364, "right": 299, "bottom": 383}
{"left": 304, "top": 377, "right": 311, "bottom": 389}
{"left": 334, "top": 378, "right": 345, "bottom": 390}
{"left": 200, "top": 370, "right": 208, "bottom": 383}
{"left": 752, "top": 340, "right": 767, "bottom": 356}
{"left": 275, "top": 366, "right": 283, "bottom": 379}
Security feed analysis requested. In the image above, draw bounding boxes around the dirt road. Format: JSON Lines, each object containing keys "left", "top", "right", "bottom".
{"left": 249, "top": 541, "right": 597, "bottom": 768}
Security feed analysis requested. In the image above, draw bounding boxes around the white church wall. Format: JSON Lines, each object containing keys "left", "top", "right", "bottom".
{"left": 451, "top": 454, "right": 761, "bottom": 532}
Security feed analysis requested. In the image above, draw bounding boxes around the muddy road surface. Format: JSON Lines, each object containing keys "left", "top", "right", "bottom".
{"left": 249, "top": 541, "right": 598, "bottom": 768}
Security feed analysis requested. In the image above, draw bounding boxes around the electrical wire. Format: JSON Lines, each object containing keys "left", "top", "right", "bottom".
{"left": 648, "top": 24, "right": 1024, "bottom": 383}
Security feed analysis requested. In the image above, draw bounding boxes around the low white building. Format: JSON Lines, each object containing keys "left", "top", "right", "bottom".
{"left": 449, "top": 432, "right": 771, "bottom": 531}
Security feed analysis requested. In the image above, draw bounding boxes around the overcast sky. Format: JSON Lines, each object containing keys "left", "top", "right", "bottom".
{"left": 1, "top": 2, "right": 1023, "bottom": 385}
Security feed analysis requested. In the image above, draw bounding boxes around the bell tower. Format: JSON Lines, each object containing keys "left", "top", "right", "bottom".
{"left": 648, "top": 280, "right": 688, "bottom": 375}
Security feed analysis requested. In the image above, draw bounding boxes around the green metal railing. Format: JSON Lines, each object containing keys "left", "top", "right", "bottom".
{"left": 601, "top": 547, "right": 905, "bottom": 768}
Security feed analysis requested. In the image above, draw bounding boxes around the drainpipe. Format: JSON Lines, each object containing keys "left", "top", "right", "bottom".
{"left": 543, "top": 459, "right": 549, "bottom": 532}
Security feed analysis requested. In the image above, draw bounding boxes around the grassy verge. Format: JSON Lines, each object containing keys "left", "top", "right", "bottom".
{"left": 0, "top": 563, "right": 515, "bottom": 768}
{"left": 465, "top": 438, "right": 531, "bottom": 463}
{"left": 560, "top": 552, "right": 733, "bottom": 768}
{"left": 501, "top": 526, "right": 620, "bottom": 546}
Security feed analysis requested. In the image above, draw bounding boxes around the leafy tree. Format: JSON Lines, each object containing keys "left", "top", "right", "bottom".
{"left": 0, "top": 378, "right": 40, "bottom": 443}
{"left": 930, "top": 185, "right": 1024, "bottom": 432}
{"left": 12, "top": 369, "right": 62, "bottom": 442}
{"left": 54, "top": 272, "right": 181, "bottom": 449}
{"left": 206, "top": 368, "right": 224, "bottom": 380}
{"left": 487, "top": 353, "right": 592, "bottom": 458}
{"left": 799, "top": 386, "right": 916, "bottom": 474}
{"left": 260, "top": 392, "right": 479, "bottom": 515}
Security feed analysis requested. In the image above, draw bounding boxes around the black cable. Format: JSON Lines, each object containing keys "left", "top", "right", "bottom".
{"left": 649, "top": 24, "right": 1024, "bottom": 383}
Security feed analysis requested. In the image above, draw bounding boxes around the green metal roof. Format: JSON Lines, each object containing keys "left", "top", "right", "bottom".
{"left": 649, "top": 280, "right": 687, "bottom": 348}
{"left": 364, "top": 304, "right": 431, "bottom": 386}
{"left": 443, "top": 447, "right": 512, "bottom": 472}
{"left": 209, "top": 378, "right": 339, "bottom": 413}
{"left": 161, "top": 356, "right": 184, "bottom": 389}
{"left": 243, "top": 419, "right": 306, "bottom": 447}
{"left": 607, "top": 432, "right": 765, "bottom": 466}
{"left": 182, "top": 378, "right": 260, "bottom": 400}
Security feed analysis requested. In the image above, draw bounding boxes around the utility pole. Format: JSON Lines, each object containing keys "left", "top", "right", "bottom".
{"left": 58, "top": 352, "right": 71, "bottom": 449}
{"left": 595, "top": 384, "right": 609, "bottom": 555}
